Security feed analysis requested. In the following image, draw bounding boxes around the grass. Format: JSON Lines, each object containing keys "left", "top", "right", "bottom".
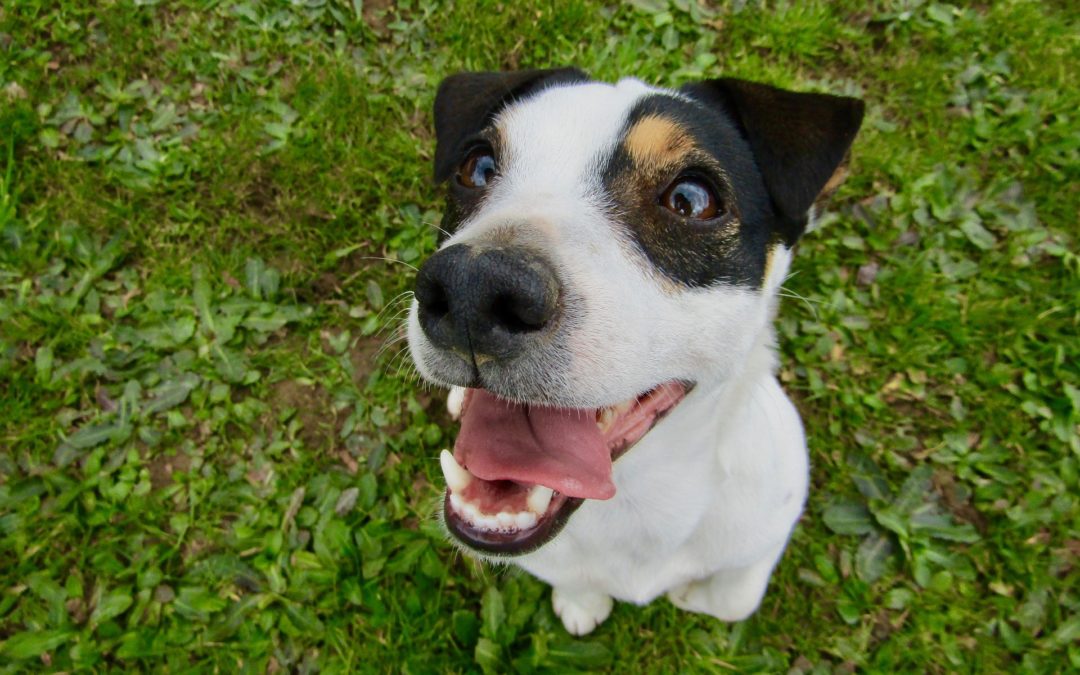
{"left": 0, "top": 0, "right": 1077, "bottom": 671}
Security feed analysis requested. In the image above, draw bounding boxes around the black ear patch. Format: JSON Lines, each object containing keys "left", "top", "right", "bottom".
{"left": 433, "top": 68, "right": 588, "bottom": 183}
{"left": 681, "top": 78, "right": 864, "bottom": 243}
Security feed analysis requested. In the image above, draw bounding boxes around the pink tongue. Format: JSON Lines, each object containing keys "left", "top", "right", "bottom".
{"left": 454, "top": 389, "right": 616, "bottom": 499}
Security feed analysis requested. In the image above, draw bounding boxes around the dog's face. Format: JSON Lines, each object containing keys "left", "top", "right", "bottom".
{"left": 407, "top": 70, "right": 863, "bottom": 555}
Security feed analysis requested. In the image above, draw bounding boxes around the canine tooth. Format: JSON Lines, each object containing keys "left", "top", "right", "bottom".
{"left": 440, "top": 449, "right": 472, "bottom": 493}
{"left": 526, "top": 485, "right": 554, "bottom": 514}
{"left": 447, "top": 386, "right": 466, "bottom": 420}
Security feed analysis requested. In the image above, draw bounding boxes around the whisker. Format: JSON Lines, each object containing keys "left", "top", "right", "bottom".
{"left": 394, "top": 352, "right": 420, "bottom": 381}
{"left": 352, "top": 256, "right": 420, "bottom": 272}
{"left": 385, "top": 343, "right": 414, "bottom": 376}
{"left": 778, "top": 286, "right": 819, "bottom": 318}
{"left": 370, "top": 291, "right": 415, "bottom": 326}
{"left": 372, "top": 306, "right": 414, "bottom": 341}
{"left": 375, "top": 334, "right": 408, "bottom": 362}
{"left": 421, "top": 217, "right": 452, "bottom": 239}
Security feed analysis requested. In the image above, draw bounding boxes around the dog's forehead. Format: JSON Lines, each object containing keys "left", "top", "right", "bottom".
{"left": 492, "top": 78, "right": 670, "bottom": 183}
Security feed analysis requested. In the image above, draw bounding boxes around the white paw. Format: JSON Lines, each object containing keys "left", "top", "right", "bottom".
{"left": 551, "top": 588, "right": 613, "bottom": 636}
{"left": 667, "top": 579, "right": 761, "bottom": 622}
{"left": 447, "top": 386, "right": 466, "bottom": 420}
{"left": 667, "top": 582, "right": 701, "bottom": 613}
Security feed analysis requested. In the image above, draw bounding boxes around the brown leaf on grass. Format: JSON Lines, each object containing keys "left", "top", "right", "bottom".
{"left": 338, "top": 450, "right": 359, "bottom": 475}
{"left": 857, "top": 261, "right": 880, "bottom": 286}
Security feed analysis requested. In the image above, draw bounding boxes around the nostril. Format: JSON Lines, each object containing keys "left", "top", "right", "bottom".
{"left": 422, "top": 283, "right": 450, "bottom": 321}
{"left": 490, "top": 293, "right": 550, "bottom": 334}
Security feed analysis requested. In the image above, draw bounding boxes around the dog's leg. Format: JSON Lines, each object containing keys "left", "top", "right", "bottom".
{"left": 551, "top": 586, "right": 614, "bottom": 636}
{"left": 666, "top": 543, "right": 785, "bottom": 622}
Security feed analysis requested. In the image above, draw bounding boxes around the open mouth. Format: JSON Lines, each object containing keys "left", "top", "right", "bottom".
{"left": 439, "top": 381, "right": 691, "bottom": 555}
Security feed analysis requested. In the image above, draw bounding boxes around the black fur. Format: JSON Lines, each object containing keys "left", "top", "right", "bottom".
{"left": 602, "top": 93, "right": 776, "bottom": 288}
{"left": 433, "top": 68, "right": 588, "bottom": 184}
{"left": 681, "top": 78, "right": 865, "bottom": 245}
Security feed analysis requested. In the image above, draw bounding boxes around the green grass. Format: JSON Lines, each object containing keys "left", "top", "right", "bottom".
{"left": 1, "top": 0, "right": 1077, "bottom": 671}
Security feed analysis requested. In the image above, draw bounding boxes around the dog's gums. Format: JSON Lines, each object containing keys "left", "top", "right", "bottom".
{"left": 439, "top": 382, "right": 690, "bottom": 554}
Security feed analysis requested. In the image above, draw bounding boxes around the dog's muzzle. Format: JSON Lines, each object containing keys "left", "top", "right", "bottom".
{"left": 414, "top": 243, "right": 560, "bottom": 365}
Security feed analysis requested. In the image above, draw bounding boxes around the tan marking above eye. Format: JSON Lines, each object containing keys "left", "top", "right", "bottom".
{"left": 625, "top": 115, "right": 694, "bottom": 168}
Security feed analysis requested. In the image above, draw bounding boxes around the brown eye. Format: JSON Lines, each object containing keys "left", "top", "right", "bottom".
{"left": 660, "top": 177, "right": 723, "bottom": 220}
{"left": 457, "top": 148, "right": 497, "bottom": 188}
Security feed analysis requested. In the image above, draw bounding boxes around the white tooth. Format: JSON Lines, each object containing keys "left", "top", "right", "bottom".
{"left": 496, "top": 512, "right": 515, "bottom": 529}
{"left": 449, "top": 493, "right": 464, "bottom": 514}
{"left": 515, "top": 512, "right": 538, "bottom": 530}
{"left": 526, "top": 485, "right": 554, "bottom": 514}
{"left": 463, "top": 502, "right": 483, "bottom": 525}
{"left": 447, "top": 386, "right": 466, "bottom": 420}
{"left": 439, "top": 449, "right": 472, "bottom": 493}
{"left": 597, "top": 398, "right": 635, "bottom": 433}
{"left": 597, "top": 407, "right": 616, "bottom": 432}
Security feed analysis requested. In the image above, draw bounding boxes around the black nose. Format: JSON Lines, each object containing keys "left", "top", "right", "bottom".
{"left": 415, "top": 244, "right": 560, "bottom": 361}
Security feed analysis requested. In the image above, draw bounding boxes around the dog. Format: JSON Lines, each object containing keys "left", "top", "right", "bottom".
{"left": 406, "top": 68, "right": 863, "bottom": 635}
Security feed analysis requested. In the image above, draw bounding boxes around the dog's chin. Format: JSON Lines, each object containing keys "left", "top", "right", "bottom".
{"left": 438, "top": 381, "right": 693, "bottom": 556}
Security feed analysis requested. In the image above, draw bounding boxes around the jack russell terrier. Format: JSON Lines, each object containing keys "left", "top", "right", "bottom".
{"left": 406, "top": 68, "right": 863, "bottom": 635}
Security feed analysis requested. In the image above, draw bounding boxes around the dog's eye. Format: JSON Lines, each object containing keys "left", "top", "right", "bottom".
{"left": 660, "top": 177, "right": 723, "bottom": 220}
{"left": 457, "top": 148, "right": 497, "bottom": 189}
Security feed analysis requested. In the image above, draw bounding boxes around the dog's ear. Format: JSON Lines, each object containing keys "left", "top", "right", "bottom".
{"left": 433, "top": 68, "right": 588, "bottom": 183}
{"left": 681, "top": 78, "right": 864, "bottom": 231}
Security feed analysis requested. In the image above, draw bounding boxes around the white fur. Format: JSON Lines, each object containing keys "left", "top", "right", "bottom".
{"left": 409, "top": 79, "right": 808, "bottom": 635}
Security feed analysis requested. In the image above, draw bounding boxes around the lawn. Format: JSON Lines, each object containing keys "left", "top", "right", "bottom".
{"left": 0, "top": 0, "right": 1077, "bottom": 671}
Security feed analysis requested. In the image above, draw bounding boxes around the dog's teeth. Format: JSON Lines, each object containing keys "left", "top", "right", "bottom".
{"left": 448, "top": 492, "right": 543, "bottom": 533}
{"left": 526, "top": 485, "right": 554, "bottom": 514}
{"left": 447, "top": 386, "right": 466, "bottom": 420}
{"left": 439, "top": 449, "right": 473, "bottom": 493}
{"left": 515, "top": 511, "right": 538, "bottom": 530}
{"left": 463, "top": 501, "right": 483, "bottom": 524}
{"left": 444, "top": 470, "right": 550, "bottom": 533}
{"left": 597, "top": 407, "right": 616, "bottom": 433}
{"left": 597, "top": 398, "right": 635, "bottom": 433}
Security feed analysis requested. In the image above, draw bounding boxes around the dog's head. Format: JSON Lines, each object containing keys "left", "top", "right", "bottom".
{"left": 407, "top": 69, "right": 863, "bottom": 555}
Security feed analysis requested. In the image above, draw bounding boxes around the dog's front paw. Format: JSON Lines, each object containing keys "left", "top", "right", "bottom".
{"left": 551, "top": 587, "right": 613, "bottom": 636}
{"left": 667, "top": 569, "right": 767, "bottom": 622}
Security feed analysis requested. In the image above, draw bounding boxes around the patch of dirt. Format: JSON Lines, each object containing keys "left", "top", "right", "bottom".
{"left": 349, "top": 332, "right": 385, "bottom": 387}
{"left": 238, "top": 160, "right": 282, "bottom": 220}
{"left": 268, "top": 378, "right": 336, "bottom": 452}
{"left": 311, "top": 271, "right": 343, "bottom": 298}
{"left": 296, "top": 249, "right": 386, "bottom": 304}
{"left": 932, "top": 470, "right": 988, "bottom": 533}
{"left": 363, "top": 0, "right": 395, "bottom": 32}
{"left": 147, "top": 450, "right": 192, "bottom": 490}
